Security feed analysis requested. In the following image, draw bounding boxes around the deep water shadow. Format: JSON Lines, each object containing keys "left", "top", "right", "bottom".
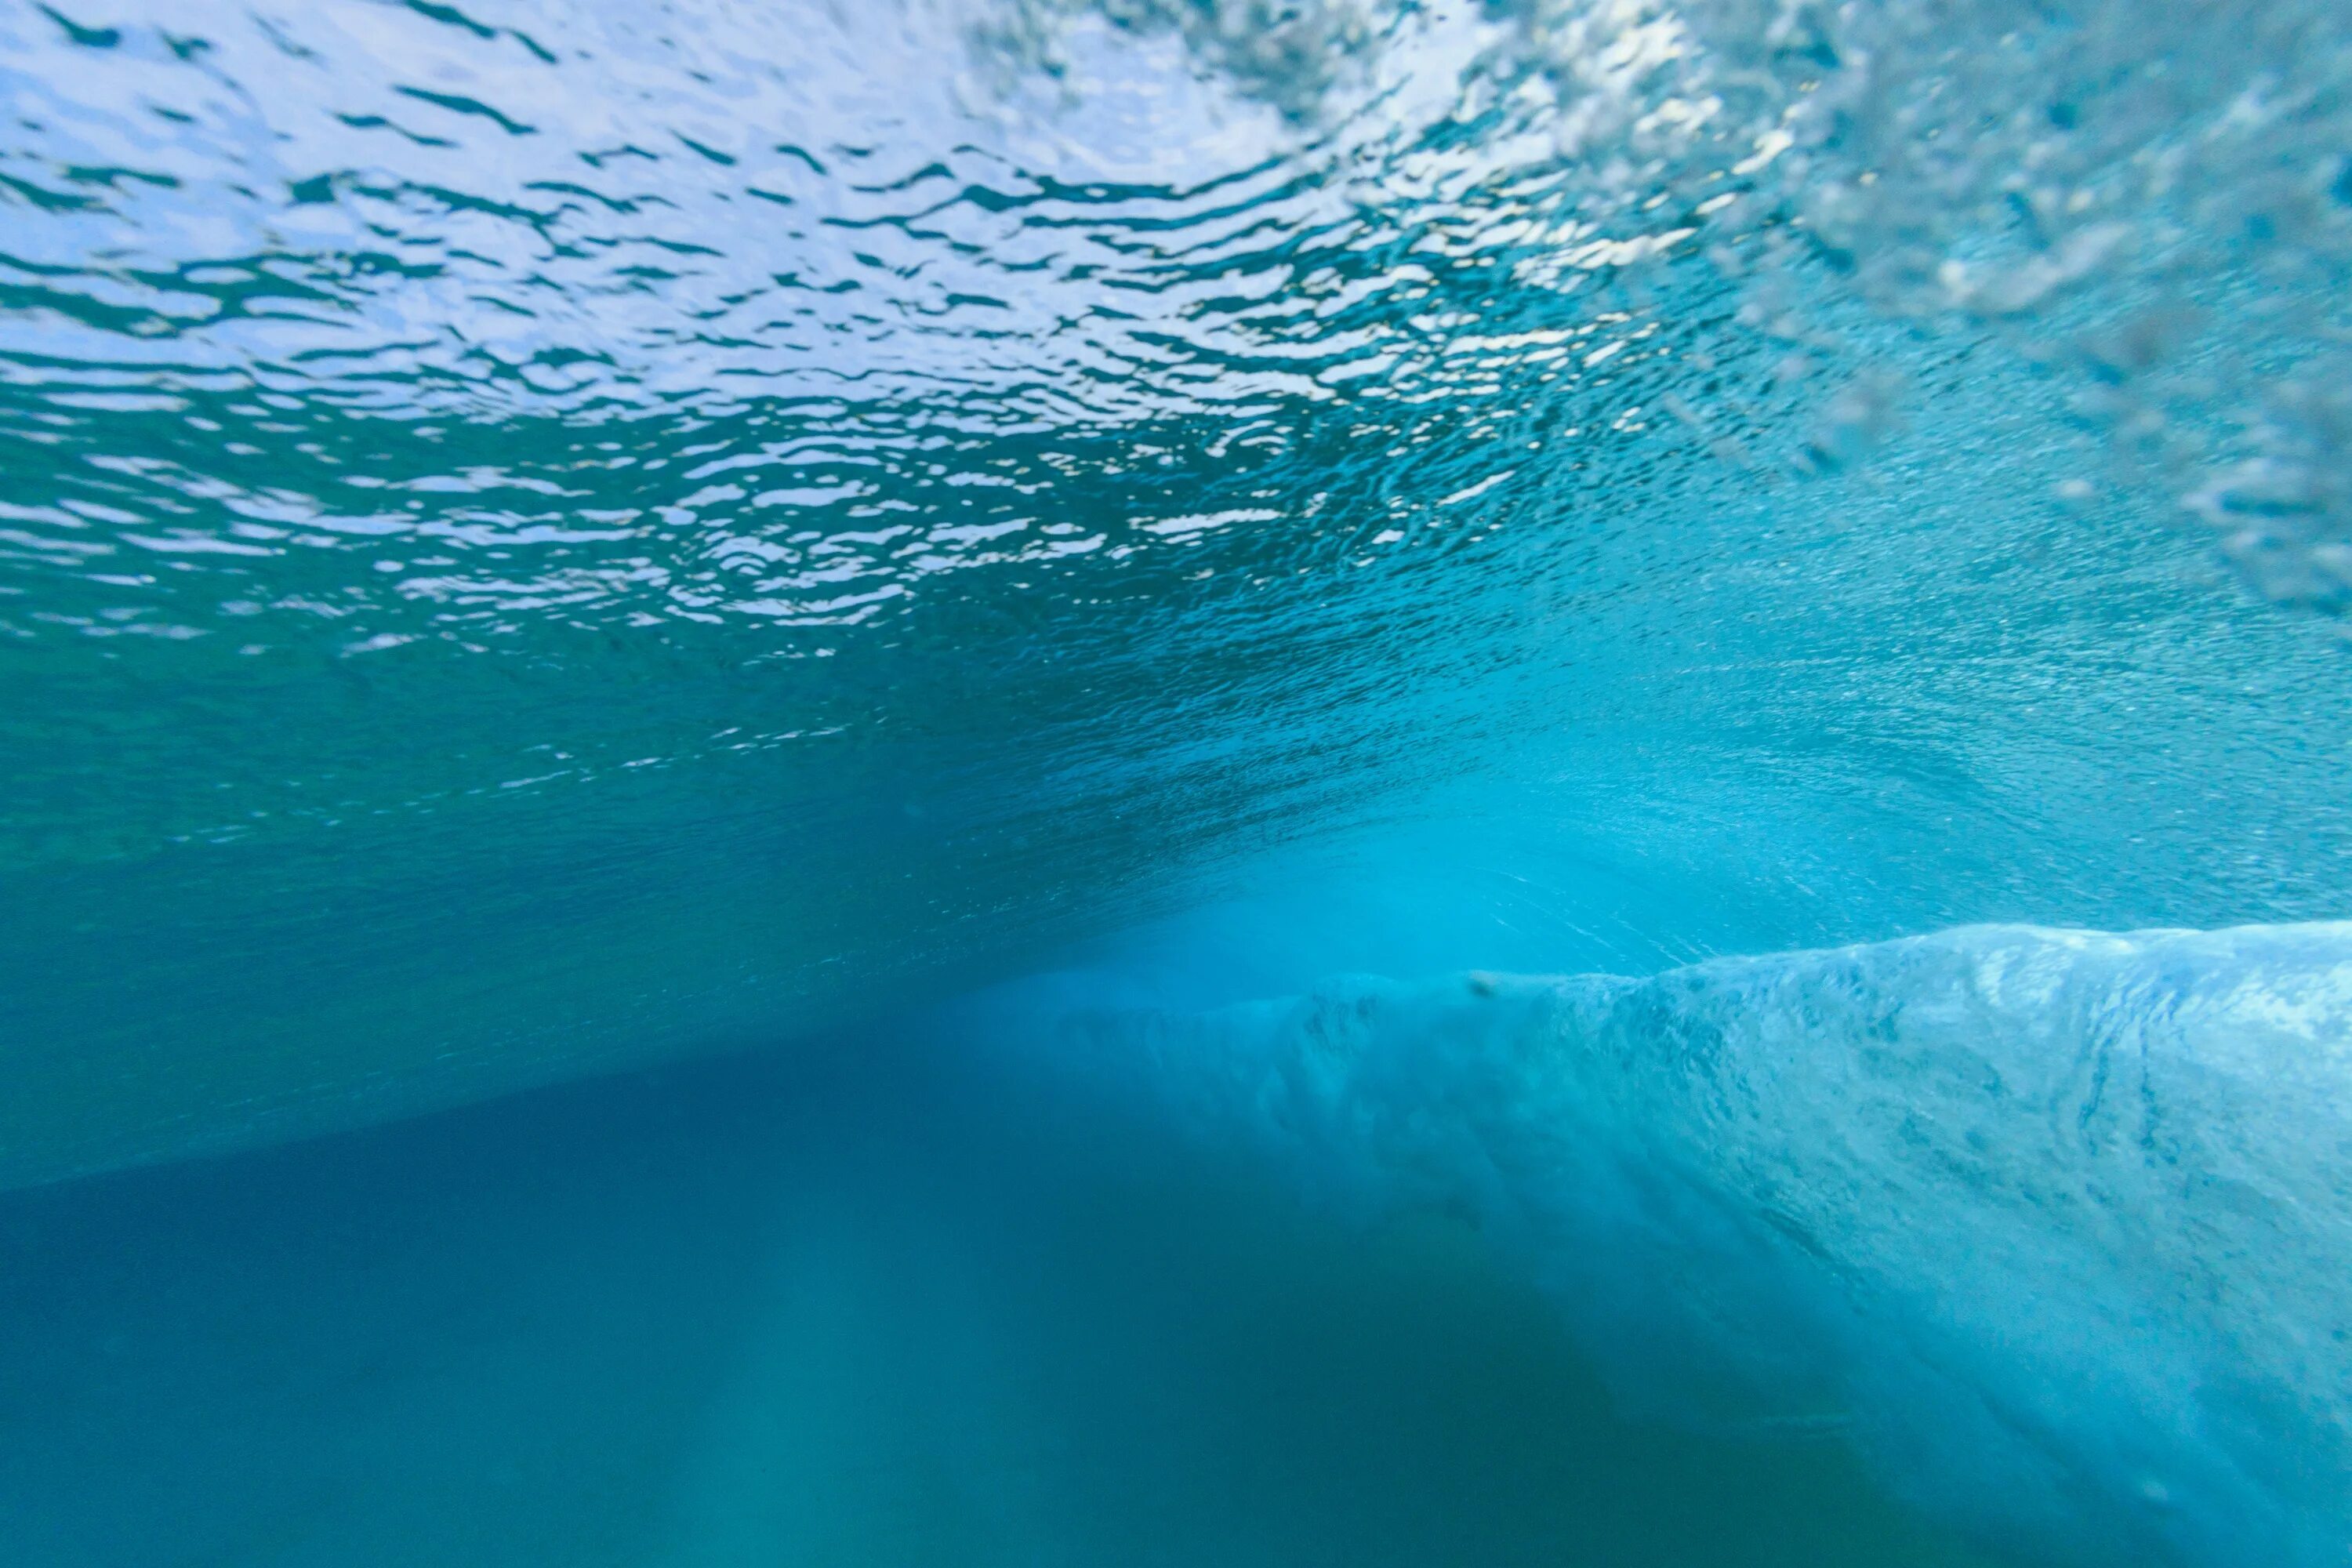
{"left": 0, "top": 1032, "right": 2002, "bottom": 1567}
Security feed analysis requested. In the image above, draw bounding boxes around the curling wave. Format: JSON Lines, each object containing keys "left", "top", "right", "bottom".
{"left": 1012, "top": 921, "right": 2352, "bottom": 1565}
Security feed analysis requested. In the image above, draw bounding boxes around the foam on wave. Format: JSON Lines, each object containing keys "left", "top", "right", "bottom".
{"left": 1008, "top": 922, "right": 2352, "bottom": 1565}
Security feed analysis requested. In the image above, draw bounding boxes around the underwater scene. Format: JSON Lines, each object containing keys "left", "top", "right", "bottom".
{"left": 3, "top": 0, "right": 2350, "bottom": 1562}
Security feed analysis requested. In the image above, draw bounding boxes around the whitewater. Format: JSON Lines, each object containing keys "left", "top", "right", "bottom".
{"left": 3, "top": 0, "right": 2350, "bottom": 1562}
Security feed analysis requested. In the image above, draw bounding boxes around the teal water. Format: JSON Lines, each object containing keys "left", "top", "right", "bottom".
{"left": 3, "top": 0, "right": 2351, "bottom": 1561}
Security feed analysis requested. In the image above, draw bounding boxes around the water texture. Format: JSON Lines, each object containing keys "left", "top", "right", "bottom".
{"left": 3, "top": 0, "right": 2350, "bottom": 1561}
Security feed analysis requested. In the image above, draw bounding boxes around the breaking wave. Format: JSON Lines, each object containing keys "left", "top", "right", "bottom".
{"left": 1003, "top": 921, "right": 2352, "bottom": 1564}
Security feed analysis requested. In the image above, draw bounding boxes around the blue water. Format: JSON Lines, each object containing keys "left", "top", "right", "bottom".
{"left": 4, "top": 0, "right": 2350, "bottom": 1561}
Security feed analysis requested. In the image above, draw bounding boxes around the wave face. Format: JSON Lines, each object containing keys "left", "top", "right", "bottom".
{"left": 1008, "top": 922, "right": 2352, "bottom": 1565}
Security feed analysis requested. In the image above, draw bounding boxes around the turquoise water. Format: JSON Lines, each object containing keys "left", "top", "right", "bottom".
{"left": 3, "top": 0, "right": 2350, "bottom": 1561}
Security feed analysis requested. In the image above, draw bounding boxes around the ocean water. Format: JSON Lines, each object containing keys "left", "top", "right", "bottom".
{"left": 3, "top": 0, "right": 2350, "bottom": 1562}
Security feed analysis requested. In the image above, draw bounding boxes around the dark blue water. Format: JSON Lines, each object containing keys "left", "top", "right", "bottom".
{"left": 5, "top": 1036, "right": 2014, "bottom": 1566}
{"left": 3, "top": 0, "right": 2350, "bottom": 1560}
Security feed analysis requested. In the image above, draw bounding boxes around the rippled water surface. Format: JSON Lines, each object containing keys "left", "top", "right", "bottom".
{"left": 3, "top": 0, "right": 2350, "bottom": 1563}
